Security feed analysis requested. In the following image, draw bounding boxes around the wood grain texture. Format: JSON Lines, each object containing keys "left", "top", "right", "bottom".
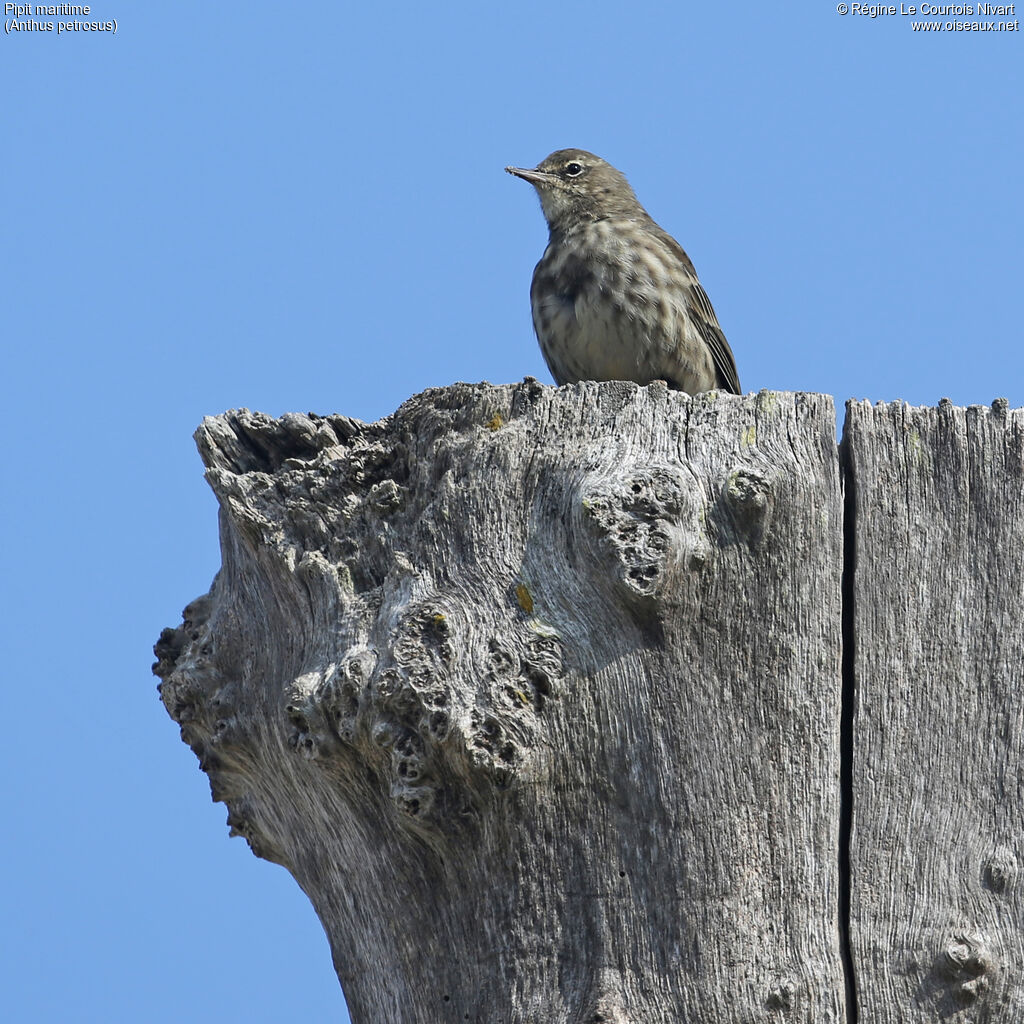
{"left": 154, "top": 382, "right": 845, "bottom": 1023}
{"left": 844, "top": 398, "right": 1024, "bottom": 1022}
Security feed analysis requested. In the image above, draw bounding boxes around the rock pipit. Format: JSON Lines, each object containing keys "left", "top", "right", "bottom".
{"left": 506, "top": 149, "right": 740, "bottom": 394}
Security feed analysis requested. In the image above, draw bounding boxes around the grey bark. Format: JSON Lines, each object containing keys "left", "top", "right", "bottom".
{"left": 843, "top": 398, "right": 1024, "bottom": 1022}
{"left": 154, "top": 381, "right": 846, "bottom": 1023}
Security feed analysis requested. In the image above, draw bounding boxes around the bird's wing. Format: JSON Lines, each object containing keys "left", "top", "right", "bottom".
{"left": 652, "top": 227, "right": 742, "bottom": 395}
{"left": 688, "top": 280, "right": 741, "bottom": 395}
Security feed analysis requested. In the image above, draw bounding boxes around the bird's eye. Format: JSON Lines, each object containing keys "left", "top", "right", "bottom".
{"left": 564, "top": 162, "right": 584, "bottom": 177}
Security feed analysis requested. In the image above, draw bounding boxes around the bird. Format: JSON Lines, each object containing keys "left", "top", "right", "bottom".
{"left": 505, "top": 149, "right": 740, "bottom": 395}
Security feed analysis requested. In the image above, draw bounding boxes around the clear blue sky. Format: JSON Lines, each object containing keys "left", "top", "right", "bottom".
{"left": 2, "top": 3, "right": 1020, "bottom": 1021}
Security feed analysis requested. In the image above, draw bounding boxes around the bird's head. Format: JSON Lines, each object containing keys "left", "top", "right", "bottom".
{"left": 506, "top": 149, "right": 643, "bottom": 232}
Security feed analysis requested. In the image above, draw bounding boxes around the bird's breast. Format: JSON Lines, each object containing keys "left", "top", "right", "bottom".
{"left": 529, "top": 225, "right": 713, "bottom": 390}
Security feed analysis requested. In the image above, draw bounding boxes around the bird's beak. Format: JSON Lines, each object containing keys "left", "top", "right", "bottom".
{"left": 505, "top": 165, "right": 552, "bottom": 187}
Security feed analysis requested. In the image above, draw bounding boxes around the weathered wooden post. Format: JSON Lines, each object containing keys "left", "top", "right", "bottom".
{"left": 155, "top": 382, "right": 1023, "bottom": 1022}
{"left": 843, "top": 399, "right": 1024, "bottom": 1021}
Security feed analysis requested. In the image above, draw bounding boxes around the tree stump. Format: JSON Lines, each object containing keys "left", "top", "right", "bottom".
{"left": 153, "top": 381, "right": 849, "bottom": 1022}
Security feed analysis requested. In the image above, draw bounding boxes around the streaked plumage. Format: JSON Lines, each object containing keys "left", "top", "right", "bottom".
{"left": 506, "top": 149, "right": 740, "bottom": 395}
